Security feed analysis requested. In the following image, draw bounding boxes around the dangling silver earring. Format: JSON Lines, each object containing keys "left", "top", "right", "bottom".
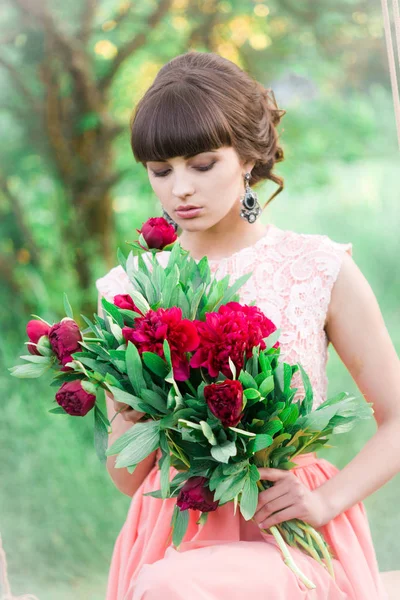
{"left": 240, "top": 172, "right": 262, "bottom": 224}
{"left": 162, "top": 208, "right": 178, "bottom": 231}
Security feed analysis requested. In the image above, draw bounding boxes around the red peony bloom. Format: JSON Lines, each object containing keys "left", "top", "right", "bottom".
{"left": 55, "top": 380, "right": 96, "bottom": 416}
{"left": 122, "top": 307, "right": 199, "bottom": 381}
{"left": 190, "top": 302, "right": 279, "bottom": 378}
{"left": 176, "top": 476, "right": 219, "bottom": 512}
{"left": 204, "top": 379, "right": 244, "bottom": 428}
{"left": 48, "top": 318, "right": 82, "bottom": 370}
{"left": 137, "top": 217, "right": 177, "bottom": 250}
{"left": 26, "top": 319, "right": 51, "bottom": 355}
{"left": 113, "top": 294, "right": 143, "bottom": 315}
{"left": 218, "top": 302, "right": 280, "bottom": 355}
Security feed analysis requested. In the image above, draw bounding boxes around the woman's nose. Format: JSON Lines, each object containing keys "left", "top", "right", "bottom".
{"left": 171, "top": 171, "right": 195, "bottom": 197}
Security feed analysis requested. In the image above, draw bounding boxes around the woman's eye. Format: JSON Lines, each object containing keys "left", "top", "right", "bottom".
{"left": 153, "top": 162, "right": 216, "bottom": 178}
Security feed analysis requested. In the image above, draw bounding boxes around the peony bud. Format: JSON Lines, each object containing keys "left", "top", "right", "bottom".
{"left": 113, "top": 294, "right": 143, "bottom": 315}
{"left": 137, "top": 217, "right": 177, "bottom": 250}
{"left": 55, "top": 380, "right": 96, "bottom": 416}
{"left": 48, "top": 318, "right": 82, "bottom": 369}
{"left": 176, "top": 476, "right": 219, "bottom": 512}
{"left": 26, "top": 319, "right": 51, "bottom": 355}
{"left": 204, "top": 379, "right": 244, "bottom": 428}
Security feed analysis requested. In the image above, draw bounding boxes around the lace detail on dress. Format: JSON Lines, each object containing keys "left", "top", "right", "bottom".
{"left": 95, "top": 225, "right": 352, "bottom": 410}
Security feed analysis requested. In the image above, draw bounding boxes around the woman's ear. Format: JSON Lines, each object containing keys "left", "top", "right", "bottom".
{"left": 241, "top": 159, "right": 256, "bottom": 175}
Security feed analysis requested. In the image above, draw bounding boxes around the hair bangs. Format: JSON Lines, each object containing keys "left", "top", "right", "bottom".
{"left": 131, "top": 84, "right": 233, "bottom": 164}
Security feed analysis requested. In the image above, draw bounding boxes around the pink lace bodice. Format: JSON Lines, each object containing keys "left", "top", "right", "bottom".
{"left": 95, "top": 223, "right": 352, "bottom": 410}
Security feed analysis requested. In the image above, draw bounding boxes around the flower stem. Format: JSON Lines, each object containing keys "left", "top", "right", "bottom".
{"left": 292, "top": 532, "right": 324, "bottom": 566}
{"left": 301, "top": 524, "right": 336, "bottom": 580}
{"left": 166, "top": 432, "right": 190, "bottom": 468}
{"left": 185, "top": 380, "right": 197, "bottom": 396}
{"left": 262, "top": 525, "right": 317, "bottom": 590}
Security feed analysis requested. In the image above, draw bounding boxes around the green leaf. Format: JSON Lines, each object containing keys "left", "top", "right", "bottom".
{"left": 249, "top": 463, "right": 261, "bottom": 482}
{"left": 228, "top": 357, "right": 236, "bottom": 379}
{"left": 200, "top": 421, "right": 218, "bottom": 446}
{"left": 129, "top": 290, "right": 151, "bottom": 315}
{"left": 214, "top": 471, "right": 247, "bottom": 504}
{"left": 101, "top": 298, "right": 125, "bottom": 328}
{"left": 81, "top": 380, "right": 98, "bottom": 395}
{"left": 247, "top": 434, "right": 273, "bottom": 454}
{"left": 107, "top": 385, "right": 145, "bottom": 411}
{"left": 141, "top": 389, "right": 168, "bottom": 414}
{"left": 94, "top": 405, "right": 109, "bottom": 464}
{"left": 48, "top": 406, "right": 67, "bottom": 414}
{"left": 243, "top": 388, "right": 260, "bottom": 400}
{"left": 262, "top": 420, "right": 283, "bottom": 436}
{"left": 142, "top": 352, "right": 169, "bottom": 378}
{"left": 163, "top": 338, "right": 172, "bottom": 367}
{"left": 210, "top": 440, "right": 237, "bottom": 463}
{"left": 113, "top": 421, "right": 161, "bottom": 468}
{"left": 240, "top": 477, "right": 259, "bottom": 520}
{"left": 263, "top": 328, "right": 281, "bottom": 350}
{"left": 9, "top": 362, "right": 52, "bottom": 378}
{"left": 298, "top": 362, "right": 314, "bottom": 415}
{"left": 259, "top": 375, "right": 274, "bottom": 397}
{"left": 19, "top": 355, "right": 52, "bottom": 365}
{"left": 216, "top": 271, "right": 253, "bottom": 308}
{"left": 159, "top": 431, "right": 171, "bottom": 498}
{"left": 117, "top": 247, "right": 127, "bottom": 271}
{"left": 63, "top": 293, "right": 74, "bottom": 319}
{"left": 238, "top": 370, "right": 258, "bottom": 389}
{"left": 126, "top": 341, "right": 146, "bottom": 395}
{"left": 172, "top": 505, "right": 189, "bottom": 548}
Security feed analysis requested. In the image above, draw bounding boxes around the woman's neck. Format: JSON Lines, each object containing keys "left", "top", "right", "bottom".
{"left": 177, "top": 221, "right": 271, "bottom": 261}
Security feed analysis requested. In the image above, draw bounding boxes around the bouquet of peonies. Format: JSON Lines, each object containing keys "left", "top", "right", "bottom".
{"left": 10, "top": 217, "right": 374, "bottom": 590}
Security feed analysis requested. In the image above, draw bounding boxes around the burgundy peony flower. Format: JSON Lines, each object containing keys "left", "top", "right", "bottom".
{"left": 204, "top": 379, "right": 244, "bottom": 428}
{"left": 176, "top": 476, "right": 219, "bottom": 512}
{"left": 190, "top": 302, "right": 279, "bottom": 378}
{"left": 113, "top": 294, "right": 143, "bottom": 315}
{"left": 55, "top": 380, "right": 96, "bottom": 416}
{"left": 136, "top": 217, "right": 177, "bottom": 250}
{"left": 48, "top": 318, "right": 82, "bottom": 370}
{"left": 122, "top": 307, "right": 199, "bottom": 381}
{"left": 218, "top": 302, "right": 280, "bottom": 355}
{"left": 26, "top": 319, "right": 51, "bottom": 355}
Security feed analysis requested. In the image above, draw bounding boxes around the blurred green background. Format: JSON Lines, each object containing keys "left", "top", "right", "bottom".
{"left": 1, "top": 0, "right": 399, "bottom": 598}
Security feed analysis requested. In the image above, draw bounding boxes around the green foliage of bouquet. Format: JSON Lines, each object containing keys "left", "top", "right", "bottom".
{"left": 10, "top": 217, "right": 374, "bottom": 590}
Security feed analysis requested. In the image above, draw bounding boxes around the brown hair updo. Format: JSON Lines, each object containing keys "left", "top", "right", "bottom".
{"left": 130, "top": 51, "right": 286, "bottom": 209}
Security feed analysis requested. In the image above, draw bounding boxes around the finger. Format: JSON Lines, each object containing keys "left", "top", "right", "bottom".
{"left": 254, "top": 491, "right": 291, "bottom": 524}
{"left": 257, "top": 467, "right": 290, "bottom": 481}
{"left": 113, "top": 400, "right": 129, "bottom": 412}
{"left": 258, "top": 503, "right": 299, "bottom": 531}
{"left": 256, "top": 482, "right": 289, "bottom": 513}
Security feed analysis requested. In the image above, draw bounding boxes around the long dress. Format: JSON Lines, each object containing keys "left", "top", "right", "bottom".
{"left": 96, "top": 223, "right": 388, "bottom": 600}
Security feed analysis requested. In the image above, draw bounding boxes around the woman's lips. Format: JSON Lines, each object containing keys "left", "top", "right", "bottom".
{"left": 175, "top": 208, "right": 203, "bottom": 218}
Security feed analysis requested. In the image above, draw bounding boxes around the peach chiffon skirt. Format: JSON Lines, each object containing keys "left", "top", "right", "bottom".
{"left": 106, "top": 450, "right": 388, "bottom": 600}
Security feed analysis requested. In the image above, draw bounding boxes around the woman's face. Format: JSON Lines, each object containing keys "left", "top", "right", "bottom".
{"left": 146, "top": 146, "right": 254, "bottom": 233}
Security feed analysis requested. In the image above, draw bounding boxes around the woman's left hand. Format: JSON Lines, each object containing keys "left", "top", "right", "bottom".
{"left": 253, "top": 467, "right": 332, "bottom": 531}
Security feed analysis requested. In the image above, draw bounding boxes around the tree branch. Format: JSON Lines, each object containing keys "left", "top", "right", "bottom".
{"left": 78, "top": 0, "right": 98, "bottom": 45}
{"left": 13, "top": 0, "right": 106, "bottom": 118}
{"left": 0, "top": 176, "right": 42, "bottom": 268}
{"left": 98, "top": 0, "right": 174, "bottom": 92}
{"left": 0, "top": 55, "right": 42, "bottom": 115}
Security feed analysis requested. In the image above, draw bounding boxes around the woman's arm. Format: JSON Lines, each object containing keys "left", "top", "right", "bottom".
{"left": 317, "top": 252, "right": 400, "bottom": 519}
{"left": 98, "top": 293, "right": 157, "bottom": 497}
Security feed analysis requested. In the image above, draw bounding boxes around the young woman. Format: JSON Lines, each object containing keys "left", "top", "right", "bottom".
{"left": 96, "top": 51, "right": 399, "bottom": 599}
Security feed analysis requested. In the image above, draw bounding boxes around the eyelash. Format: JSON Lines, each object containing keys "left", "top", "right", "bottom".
{"left": 152, "top": 161, "right": 216, "bottom": 178}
